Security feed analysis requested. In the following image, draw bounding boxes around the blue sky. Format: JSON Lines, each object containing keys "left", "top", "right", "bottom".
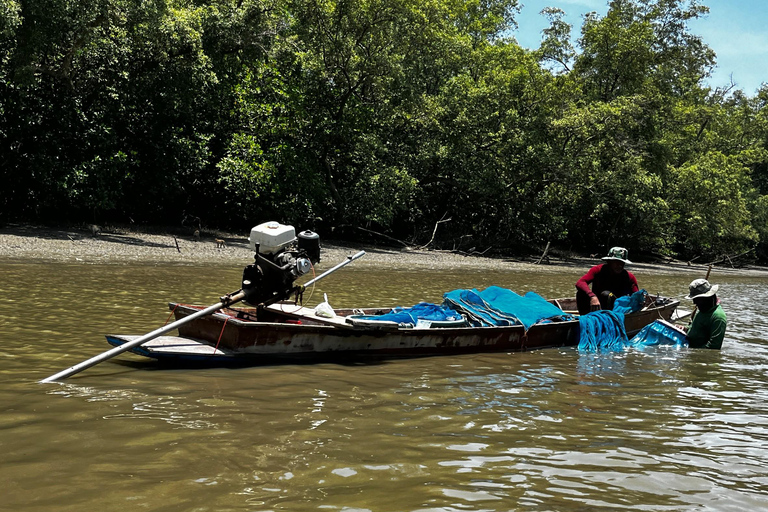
{"left": 513, "top": 0, "right": 768, "bottom": 95}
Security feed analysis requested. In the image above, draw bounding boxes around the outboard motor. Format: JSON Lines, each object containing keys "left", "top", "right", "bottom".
{"left": 241, "top": 221, "right": 321, "bottom": 305}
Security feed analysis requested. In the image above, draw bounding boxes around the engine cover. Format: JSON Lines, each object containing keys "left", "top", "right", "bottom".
{"left": 249, "top": 221, "right": 296, "bottom": 255}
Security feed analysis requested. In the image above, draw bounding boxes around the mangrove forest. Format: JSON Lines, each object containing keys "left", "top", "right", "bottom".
{"left": 2, "top": 0, "right": 768, "bottom": 261}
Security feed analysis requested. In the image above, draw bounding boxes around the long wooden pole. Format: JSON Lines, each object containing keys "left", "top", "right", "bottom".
{"left": 41, "top": 252, "right": 367, "bottom": 383}
{"left": 41, "top": 291, "right": 246, "bottom": 383}
{"left": 689, "top": 264, "right": 714, "bottom": 320}
{"left": 302, "top": 250, "right": 366, "bottom": 288}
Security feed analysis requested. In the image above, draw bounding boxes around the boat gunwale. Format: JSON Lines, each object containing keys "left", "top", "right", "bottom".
{"left": 168, "top": 297, "right": 680, "bottom": 334}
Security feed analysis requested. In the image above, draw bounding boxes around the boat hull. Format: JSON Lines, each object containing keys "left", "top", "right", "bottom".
{"left": 107, "top": 296, "right": 680, "bottom": 362}
{"left": 161, "top": 297, "right": 679, "bottom": 358}
{"left": 175, "top": 315, "right": 574, "bottom": 356}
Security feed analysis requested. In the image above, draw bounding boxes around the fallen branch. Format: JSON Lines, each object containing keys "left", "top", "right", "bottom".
{"left": 418, "top": 213, "right": 451, "bottom": 250}
{"left": 649, "top": 251, "right": 675, "bottom": 263}
{"left": 451, "top": 234, "right": 473, "bottom": 252}
{"left": 535, "top": 242, "right": 551, "bottom": 265}
{"left": 472, "top": 246, "right": 493, "bottom": 256}
{"left": 440, "top": 246, "right": 493, "bottom": 257}
{"left": 708, "top": 248, "right": 754, "bottom": 267}
{"left": 351, "top": 226, "right": 409, "bottom": 247}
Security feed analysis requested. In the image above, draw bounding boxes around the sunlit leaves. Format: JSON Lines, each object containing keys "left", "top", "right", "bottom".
{"left": 0, "top": 0, "right": 21, "bottom": 64}
{"left": 668, "top": 151, "right": 757, "bottom": 256}
{"left": 536, "top": 7, "right": 574, "bottom": 74}
{"left": 1, "top": 0, "right": 768, "bottom": 262}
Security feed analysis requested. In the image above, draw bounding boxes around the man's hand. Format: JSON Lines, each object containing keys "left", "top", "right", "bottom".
{"left": 589, "top": 296, "right": 601, "bottom": 311}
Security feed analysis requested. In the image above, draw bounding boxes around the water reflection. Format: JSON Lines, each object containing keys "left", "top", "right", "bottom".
{"left": 2, "top": 260, "right": 768, "bottom": 511}
{"left": 48, "top": 383, "right": 221, "bottom": 430}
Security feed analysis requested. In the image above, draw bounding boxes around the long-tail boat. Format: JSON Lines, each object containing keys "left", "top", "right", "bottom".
{"left": 42, "top": 222, "right": 682, "bottom": 383}
{"left": 106, "top": 293, "right": 680, "bottom": 363}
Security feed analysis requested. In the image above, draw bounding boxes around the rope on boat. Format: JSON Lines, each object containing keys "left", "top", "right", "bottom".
{"left": 212, "top": 316, "right": 230, "bottom": 355}
{"left": 164, "top": 303, "right": 179, "bottom": 326}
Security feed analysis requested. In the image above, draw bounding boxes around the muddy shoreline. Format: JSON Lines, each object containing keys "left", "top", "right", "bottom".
{"left": 1, "top": 224, "right": 766, "bottom": 277}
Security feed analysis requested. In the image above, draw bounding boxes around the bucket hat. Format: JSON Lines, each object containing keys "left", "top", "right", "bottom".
{"left": 686, "top": 278, "right": 719, "bottom": 299}
{"left": 601, "top": 247, "right": 631, "bottom": 264}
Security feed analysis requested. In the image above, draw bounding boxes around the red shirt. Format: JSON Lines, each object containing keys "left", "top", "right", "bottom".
{"left": 576, "top": 264, "right": 639, "bottom": 298}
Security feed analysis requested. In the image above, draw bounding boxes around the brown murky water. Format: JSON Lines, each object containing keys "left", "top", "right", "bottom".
{"left": 2, "top": 256, "right": 768, "bottom": 511}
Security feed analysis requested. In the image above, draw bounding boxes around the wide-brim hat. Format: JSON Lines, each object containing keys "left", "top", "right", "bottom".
{"left": 686, "top": 278, "right": 719, "bottom": 299}
{"left": 601, "top": 246, "right": 632, "bottom": 264}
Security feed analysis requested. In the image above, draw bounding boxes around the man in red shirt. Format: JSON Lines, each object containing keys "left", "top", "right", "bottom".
{"left": 575, "top": 247, "right": 639, "bottom": 315}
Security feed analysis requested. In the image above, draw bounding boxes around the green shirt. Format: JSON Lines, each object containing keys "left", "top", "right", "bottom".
{"left": 687, "top": 304, "right": 727, "bottom": 349}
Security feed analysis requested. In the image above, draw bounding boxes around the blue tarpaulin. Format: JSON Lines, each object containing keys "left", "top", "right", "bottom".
{"left": 352, "top": 286, "right": 573, "bottom": 329}
{"left": 443, "top": 286, "right": 574, "bottom": 329}
{"left": 352, "top": 302, "right": 464, "bottom": 326}
{"left": 628, "top": 320, "right": 688, "bottom": 348}
{"left": 442, "top": 289, "right": 517, "bottom": 327}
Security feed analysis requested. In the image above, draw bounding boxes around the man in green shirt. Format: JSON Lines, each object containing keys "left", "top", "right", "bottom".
{"left": 685, "top": 278, "right": 727, "bottom": 349}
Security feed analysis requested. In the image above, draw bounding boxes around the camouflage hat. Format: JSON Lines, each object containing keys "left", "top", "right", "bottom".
{"left": 686, "top": 278, "right": 719, "bottom": 299}
{"left": 601, "top": 247, "right": 631, "bottom": 264}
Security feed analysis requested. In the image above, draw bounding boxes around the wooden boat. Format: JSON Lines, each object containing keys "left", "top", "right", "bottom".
{"left": 44, "top": 227, "right": 684, "bottom": 383}
{"left": 106, "top": 294, "right": 681, "bottom": 363}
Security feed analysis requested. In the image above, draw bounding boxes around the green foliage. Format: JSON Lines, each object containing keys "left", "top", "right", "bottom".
{"left": 668, "top": 151, "right": 757, "bottom": 256}
{"left": 540, "top": 0, "right": 759, "bottom": 258}
{"left": 0, "top": 0, "right": 21, "bottom": 62}
{"left": 549, "top": 94, "right": 671, "bottom": 250}
{"left": 1, "top": 0, "right": 768, "bottom": 264}
{"left": 536, "top": 7, "right": 575, "bottom": 73}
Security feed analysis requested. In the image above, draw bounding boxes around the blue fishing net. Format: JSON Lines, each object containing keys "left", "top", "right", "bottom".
{"left": 612, "top": 289, "right": 647, "bottom": 314}
{"left": 352, "top": 302, "right": 464, "bottom": 326}
{"left": 578, "top": 290, "right": 686, "bottom": 351}
{"left": 443, "top": 286, "right": 574, "bottom": 329}
{"left": 578, "top": 310, "right": 629, "bottom": 352}
{"left": 628, "top": 320, "right": 688, "bottom": 348}
{"left": 577, "top": 290, "right": 647, "bottom": 351}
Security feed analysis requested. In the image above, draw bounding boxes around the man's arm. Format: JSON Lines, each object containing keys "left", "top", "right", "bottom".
{"left": 627, "top": 271, "right": 639, "bottom": 293}
{"left": 575, "top": 265, "right": 600, "bottom": 296}
{"left": 705, "top": 315, "right": 727, "bottom": 350}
